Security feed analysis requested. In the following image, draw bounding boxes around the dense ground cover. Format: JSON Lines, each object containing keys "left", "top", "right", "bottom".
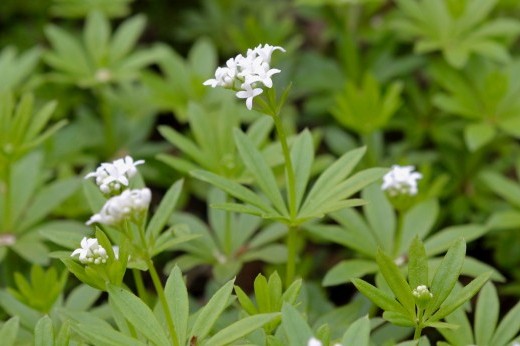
{"left": 1, "top": 0, "right": 520, "bottom": 345}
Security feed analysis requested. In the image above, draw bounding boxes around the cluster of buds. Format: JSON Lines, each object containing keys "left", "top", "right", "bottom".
{"left": 307, "top": 337, "right": 342, "bottom": 346}
{"left": 204, "top": 44, "right": 285, "bottom": 110}
{"left": 412, "top": 285, "right": 433, "bottom": 309}
{"left": 382, "top": 165, "right": 422, "bottom": 196}
{"left": 71, "top": 237, "right": 108, "bottom": 264}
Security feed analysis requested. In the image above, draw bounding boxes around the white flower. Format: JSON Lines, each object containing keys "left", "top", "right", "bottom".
{"left": 203, "top": 43, "right": 284, "bottom": 110}
{"left": 236, "top": 83, "right": 263, "bottom": 110}
{"left": 308, "top": 337, "right": 322, "bottom": 346}
{"left": 85, "top": 156, "right": 144, "bottom": 194}
{"left": 253, "top": 44, "right": 285, "bottom": 64}
{"left": 381, "top": 165, "right": 422, "bottom": 196}
{"left": 71, "top": 237, "right": 108, "bottom": 264}
{"left": 86, "top": 188, "right": 152, "bottom": 226}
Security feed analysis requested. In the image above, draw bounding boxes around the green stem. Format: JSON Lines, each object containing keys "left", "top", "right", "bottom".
{"left": 285, "top": 225, "right": 298, "bottom": 287}
{"left": 132, "top": 269, "right": 148, "bottom": 303}
{"left": 1, "top": 161, "right": 11, "bottom": 231}
{"left": 95, "top": 88, "right": 116, "bottom": 157}
{"left": 414, "top": 307, "right": 424, "bottom": 340}
{"left": 272, "top": 114, "right": 297, "bottom": 219}
{"left": 137, "top": 225, "right": 179, "bottom": 346}
{"left": 393, "top": 210, "right": 405, "bottom": 257}
{"left": 224, "top": 193, "right": 232, "bottom": 256}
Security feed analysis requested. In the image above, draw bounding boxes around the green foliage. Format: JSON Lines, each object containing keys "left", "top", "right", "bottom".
{"left": 438, "top": 282, "right": 520, "bottom": 346}
{"left": 166, "top": 188, "right": 287, "bottom": 282}
{"left": 353, "top": 237, "right": 491, "bottom": 338}
{"left": 330, "top": 73, "right": 403, "bottom": 134}
{"left": 192, "top": 129, "right": 385, "bottom": 225}
{"left": 7, "top": 265, "right": 67, "bottom": 313}
{"left": 392, "top": 0, "right": 520, "bottom": 68}
{"left": 44, "top": 11, "right": 162, "bottom": 88}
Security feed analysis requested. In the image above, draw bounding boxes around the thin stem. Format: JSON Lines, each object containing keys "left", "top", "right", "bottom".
{"left": 224, "top": 193, "right": 232, "bottom": 255}
{"left": 414, "top": 307, "right": 424, "bottom": 340}
{"left": 272, "top": 114, "right": 297, "bottom": 219}
{"left": 132, "top": 269, "right": 149, "bottom": 303}
{"left": 137, "top": 224, "right": 179, "bottom": 346}
{"left": 285, "top": 225, "right": 298, "bottom": 287}
{"left": 393, "top": 210, "right": 405, "bottom": 257}
{"left": 95, "top": 88, "right": 116, "bottom": 157}
{"left": 1, "top": 161, "right": 12, "bottom": 231}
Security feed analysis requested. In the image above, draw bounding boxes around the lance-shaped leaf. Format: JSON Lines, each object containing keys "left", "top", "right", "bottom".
{"left": 424, "top": 238, "right": 466, "bottom": 319}
{"left": 107, "top": 284, "right": 170, "bottom": 346}
{"left": 234, "top": 128, "right": 288, "bottom": 216}
{"left": 376, "top": 250, "right": 415, "bottom": 318}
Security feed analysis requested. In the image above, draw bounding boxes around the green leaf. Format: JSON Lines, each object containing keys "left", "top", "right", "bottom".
{"left": 162, "top": 266, "right": 189, "bottom": 345}
{"left": 479, "top": 171, "right": 520, "bottom": 209}
{"left": 302, "top": 146, "right": 366, "bottom": 210}
{"left": 424, "top": 238, "right": 466, "bottom": 319}
{"left": 363, "top": 185, "right": 395, "bottom": 253}
{"left": 341, "top": 315, "right": 370, "bottom": 346}
{"left": 107, "top": 284, "right": 170, "bottom": 346}
{"left": 235, "top": 285, "right": 258, "bottom": 315}
{"left": 474, "top": 282, "right": 499, "bottom": 345}
{"left": 382, "top": 311, "right": 415, "bottom": 327}
{"left": 17, "top": 178, "right": 80, "bottom": 232}
{"left": 204, "top": 313, "right": 280, "bottom": 346}
{"left": 323, "top": 260, "right": 378, "bottom": 286}
{"left": 399, "top": 199, "right": 439, "bottom": 254}
{"left": 408, "top": 236, "right": 428, "bottom": 289}
{"left": 234, "top": 128, "right": 288, "bottom": 216}
{"left": 376, "top": 250, "right": 415, "bottom": 318}
{"left": 291, "top": 129, "right": 314, "bottom": 211}
{"left": 490, "top": 299, "right": 520, "bottom": 346}
{"left": 189, "top": 279, "right": 234, "bottom": 342}
{"left": 424, "top": 225, "right": 486, "bottom": 257}
{"left": 424, "top": 321, "right": 460, "bottom": 330}
{"left": 84, "top": 11, "right": 110, "bottom": 64}
{"left": 190, "top": 170, "right": 275, "bottom": 214}
{"left": 0, "top": 316, "right": 19, "bottom": 346}
{"left": 0, "top": 291, "right": 40, "bottom": 330}
{"left": 34, "top": 315, "right": 54, "bottom": 346}
{"left": 464, "top": 122, "right": 496, "bottom": 151}
{"left": 352, "top": 279, "right": 408, "bottom": 315}
{"left": 430, "top": 272, "right": 490, "bottom": 322}
{"left": 146, "top": 179, "right": 183, "bottom": 240}
{"left": 110, "top": 14, "right": 146, "bottom": 63}
{"left": 281, "top": 304, "right": 313, "bottom": 346}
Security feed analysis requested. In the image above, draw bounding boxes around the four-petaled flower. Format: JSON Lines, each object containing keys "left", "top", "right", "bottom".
{"left": 236, "top": 83, "right": 263, "bottom": 110}
{"left": 85, "top": 156, "right": 144, "bottom": 194}
{"left": 381, "top": 165, "right": 422, "bottom": 196}
{"left": 203, "top": 43, "right": 285, "bottom": 110}
{"left": 71, "top": 237, "right": 108, "bottom": 264}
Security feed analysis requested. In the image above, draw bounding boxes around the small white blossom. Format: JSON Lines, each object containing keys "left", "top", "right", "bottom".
{"left": 236, "top": 83, "right": 263, "bottom": 110}
{"left": 203, "top": 43, "right": 284, "bottom": 110}
{"left": 86, "top": 188, "right": 152, "bottom": 226}
{"left": 381, "top": 165, "right": 422, "bottom": 196}
{"left": 412, "top": 285, "right": 433, "bottom": 298}
{"left": 85, "top": 156, "right": 144, "bottom": 194}
{"left": 71, "top": 237, "right": 108, "bottom": 264}
{"left": 308, "top": 337, "right": 322, "bottom": 346}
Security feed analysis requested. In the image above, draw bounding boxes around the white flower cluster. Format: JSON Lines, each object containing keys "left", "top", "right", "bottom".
{"left": 71, "top": 237, "right": 108, "bottom": 264}
{"left": 86, "top": 188, "right": 152, "bottom": 226}
{"left": 85, "top": 156, "right": 144, "bottom": 194}
{"left": 203, "top": 44, "right": 285, "bottom": 110}
{"left": 381, "top": 165, "right": 422, "bottom": 196}
{"left": 412, "top": 285, "right": 433, "bottom": 299}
